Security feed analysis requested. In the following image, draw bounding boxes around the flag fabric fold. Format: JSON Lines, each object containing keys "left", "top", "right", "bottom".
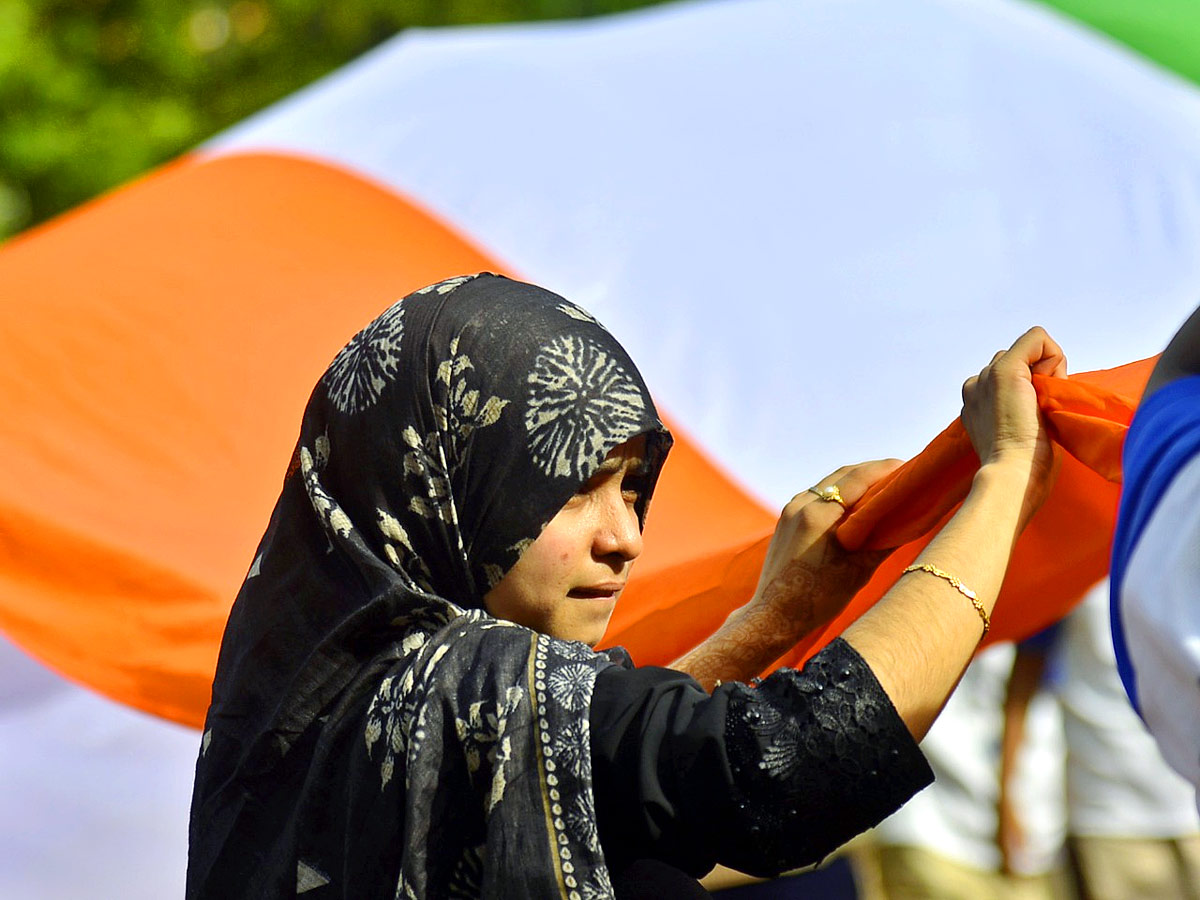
{"left": 611, "top": 360, "right": 1153, "bottom": 671}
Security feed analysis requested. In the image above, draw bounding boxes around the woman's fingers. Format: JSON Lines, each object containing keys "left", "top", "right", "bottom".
{"left": 800, "top": 459, "right": 903, "bottom": 513}
{"left": 835, "top": 458, "right": 903, "bottom": 506}
{"left": 966, "top": 330, "right": 1067, "bottom": 413}
{"left": 962, "top": 373, "right": 979, "bottom": 403}
{"left": 807, "top": 464, "right": 856, "bottom": 491}
{"left": 1002, "top": 326, "right": 1068, "bottom": 378}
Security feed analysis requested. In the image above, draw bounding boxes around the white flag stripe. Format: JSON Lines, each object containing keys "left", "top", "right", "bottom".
{"left": 209, "top": 0, "right": 1200, "bottom": 505}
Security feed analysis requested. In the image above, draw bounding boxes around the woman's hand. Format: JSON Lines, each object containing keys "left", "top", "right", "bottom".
{"left": 750, "top": 459, "right": 902, "bottom": 635}
{"left": 961, "top": 327, "right": 1066, "bottom": 525}
{"left": 671, "top": 459, "right": 901, "bottom": 689}
{"left": 841, "top": 330, "right": 1071, "bottom": 739}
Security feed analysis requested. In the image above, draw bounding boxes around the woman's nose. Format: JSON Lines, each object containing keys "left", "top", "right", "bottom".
{"left": 593, "top": 491, "right": 643, "bottom": 563}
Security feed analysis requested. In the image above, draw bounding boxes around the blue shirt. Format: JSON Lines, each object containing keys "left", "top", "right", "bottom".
{"left": 1111, "top": 374, "right": 1200, "bottom": 714}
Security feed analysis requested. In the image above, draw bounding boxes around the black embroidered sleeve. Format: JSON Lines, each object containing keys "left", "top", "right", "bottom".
{"left": 719, "top": 638, "right": 932, "bottom": 875}
{"left": 590, "top": 638, "right": 932, "bottom": 879}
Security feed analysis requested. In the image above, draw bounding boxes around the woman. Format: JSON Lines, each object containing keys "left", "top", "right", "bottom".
{"left": 188, "top": 274, "right": 1065, "bottom": 898}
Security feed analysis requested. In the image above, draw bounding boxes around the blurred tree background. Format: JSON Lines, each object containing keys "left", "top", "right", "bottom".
{"left": 0, "top": 0, "right": 666, "bottom": 241}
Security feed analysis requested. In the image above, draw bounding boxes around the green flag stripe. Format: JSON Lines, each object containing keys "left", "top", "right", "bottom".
{"left": 1035, "top": 0, "right": 1200, "bottom": 86}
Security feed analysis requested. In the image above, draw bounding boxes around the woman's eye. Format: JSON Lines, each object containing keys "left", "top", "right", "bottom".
{"left": 562, "top": 490, "right": 588, "bottom": 508}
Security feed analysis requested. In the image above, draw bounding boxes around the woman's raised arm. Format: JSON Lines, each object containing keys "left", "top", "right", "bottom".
{"left": 674, "top": 327, "right": 1067, "bottom": 742}
{"left": 842, "top": 326, "right": 1065, "bottom": 739}
{"left": 670, "top": 459, "right": 899, "bottom": 688}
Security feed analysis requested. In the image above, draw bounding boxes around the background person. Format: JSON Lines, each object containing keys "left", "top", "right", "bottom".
{"left": 1050, "top": 585, "right": 1200, "bottom": 900}
{"left": 1111, "top": 301, "right": 1200, "bottom": 811}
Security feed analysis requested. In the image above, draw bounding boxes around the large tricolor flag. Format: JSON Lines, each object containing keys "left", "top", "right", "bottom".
{"left": 4, "top": 0, "right": 1200, "bottom": 895}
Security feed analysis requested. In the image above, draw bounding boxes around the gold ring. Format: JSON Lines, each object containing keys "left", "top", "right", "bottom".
{"left": 807, "top": 484, "right": 846, "bottom": 508}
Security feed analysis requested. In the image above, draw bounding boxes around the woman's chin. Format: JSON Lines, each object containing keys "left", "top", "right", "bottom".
{"left": 558, "top": 599, "right": 617, "bottom": 646}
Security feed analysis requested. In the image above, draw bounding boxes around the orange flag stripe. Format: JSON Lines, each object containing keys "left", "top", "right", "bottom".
{"left": 0, "top": 152, "right": 771, "bottom": 727}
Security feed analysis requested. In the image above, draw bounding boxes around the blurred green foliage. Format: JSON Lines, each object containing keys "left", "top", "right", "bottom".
{"left": 0, "top": 0, "right": 665, "bottom": 239}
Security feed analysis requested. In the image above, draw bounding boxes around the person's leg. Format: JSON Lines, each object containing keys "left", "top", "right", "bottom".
{"left": 1001, "top": 869, "right": 1068, "bottom": 900}
{"left": 877, "top": 845, "right": 1004, "bottom": 900}
{"left": 1175, "top": 835, "right": 1200, "bottom": 900}
{"left": 1071, "top": 835, "right": 1200, "bottom": 900}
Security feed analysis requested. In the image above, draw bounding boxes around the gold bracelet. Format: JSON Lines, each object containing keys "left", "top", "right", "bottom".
{"left": 902, "top": 563, "right": 990, "bottom": 638}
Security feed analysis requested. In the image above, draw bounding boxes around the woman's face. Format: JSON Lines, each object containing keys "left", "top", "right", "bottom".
{"left": 483, "top": 436, "right": 649, "bottom": 646}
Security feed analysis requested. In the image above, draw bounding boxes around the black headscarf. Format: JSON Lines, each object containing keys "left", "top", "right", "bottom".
{"left": 188, "top": 274, "right": 671, "bottom": 898}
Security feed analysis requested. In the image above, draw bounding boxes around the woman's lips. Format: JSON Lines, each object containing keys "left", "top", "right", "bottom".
{"left": 567, "top": 584, "right": 623, "bottom": 600}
